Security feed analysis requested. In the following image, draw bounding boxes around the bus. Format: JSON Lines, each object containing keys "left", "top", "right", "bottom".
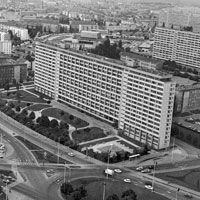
{"left": 129, "top": 154, "right": 140, "bottom": 161}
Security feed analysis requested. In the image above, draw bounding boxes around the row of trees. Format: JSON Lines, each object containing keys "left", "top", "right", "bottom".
{"left": 61, "top": 182, "right": 137, "bottom": 200}
{"left": 0, "top": 100, "right": 79, "bottom": 149}
{"left": 90, "top": 38, "right": 122, "bottom": 60}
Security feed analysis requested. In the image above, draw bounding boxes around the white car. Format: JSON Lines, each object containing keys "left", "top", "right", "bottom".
{"left": 145, "top": 185, "right": 153, "bottom": 190}
{"left": 123, "top": 179, "right": 131, "bottom": 183}
{"left": 141, "top": 169, "right": 150, "bottom": 173}
{"left": 68, "top": 152, "right": 75, "bottom": 157}
{"left": 114, "top": 169, "right": 122, "bottom": 173}
{"left": 136, "top": 166, "right": 143, "bottom": 171}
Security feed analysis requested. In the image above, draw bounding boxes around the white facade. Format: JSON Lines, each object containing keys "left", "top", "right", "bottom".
{"left": 153, "top": 27, "right": 200, "bottom": 69}
{"left": 0, "top": 24, "right": 29, "bottom": 40}
{"left": 34, "top": 42, "right": 176, "bottom": 149}
{"left": 0, "top": 41, "right": 11, "bottom": 54}
{"left": 0, "top": 30, "right": 11, "bottom": 54}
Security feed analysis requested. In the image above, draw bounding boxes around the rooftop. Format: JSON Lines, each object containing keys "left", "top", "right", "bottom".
{"left": 36, "top": 35, "right": 172, "bottom": 79}
{"left": 120, "top": 52, "right": 162, "bottom": 64}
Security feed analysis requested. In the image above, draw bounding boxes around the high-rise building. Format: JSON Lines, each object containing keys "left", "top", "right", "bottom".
{"left": 153, "top": 27, "right": 200, "bottom": 70}
{"left": 34, "top": 41, "right": 176, "bottom": 149}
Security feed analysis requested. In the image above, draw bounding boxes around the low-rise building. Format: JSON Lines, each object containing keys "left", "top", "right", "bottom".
{"left": 120, "top": 52, "right": 163, "bottom": 69}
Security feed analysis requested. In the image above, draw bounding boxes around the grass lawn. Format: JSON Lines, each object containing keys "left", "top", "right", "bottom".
{"left": 42, "top": 108, "right": 89, "bottom": 128}
{"left": 1, "top": 90, "right": 47, "bottom": 103}
{"left": 27, "top": 104, "right": 52, "bottom": 111}
{"left": 72, "top": 127, "right": 106, "bottom": 143}
{"left": 64, "top": 178, "right": 169, "bottom": 200}
{"left": 16, "top": 136, "right": 71, "bottom": 164}
{"left": 8, "top": 101, "right": 33, "bottom": 108}
{"left": 156, "top": 168, "right": 200, "bottom": 192}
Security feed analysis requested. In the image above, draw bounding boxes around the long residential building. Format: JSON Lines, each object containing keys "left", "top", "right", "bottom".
{"left": 34, "top": 41, "right": 176, "bottom": 149}
{"left": 153, "top": 27, "right": 200, "bottom": 70}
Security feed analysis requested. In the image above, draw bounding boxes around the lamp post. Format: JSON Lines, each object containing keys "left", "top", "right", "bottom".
{"left": 64, "top": 162, "right": 66, "bottom": 190}
{"left": 57, "top": 137, "right": 61, "bottom": 166}
{"left": 68, "top": 166, "right": 71, "bottom": 183}
{"left": 5, "top": 182, "right": 8, "bottom": 200}
{"left": 171, "top": 136, "right": 176, "bottom": 162}
{"left": 106, "top": 144, "right": 113, "bottom": 179}
{"left": 152, "top": 160, "right": 157, "bottom": 191}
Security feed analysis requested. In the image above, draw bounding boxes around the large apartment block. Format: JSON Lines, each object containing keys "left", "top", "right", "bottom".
{"left": 35, "top": 41, "right": 176, "bottom": 149}
{"left": 153, "top": 27, "right": 200, "bottom": 70}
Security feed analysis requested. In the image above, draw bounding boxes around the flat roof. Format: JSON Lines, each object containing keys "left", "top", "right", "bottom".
{"left": 36, "top": 39, "right": 172, "bottom": 80}
{"left": 120, "top": 52, "right": 162, "bottom": 64}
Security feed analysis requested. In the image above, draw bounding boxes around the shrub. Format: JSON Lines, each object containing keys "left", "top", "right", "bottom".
{"left": 60, "top": 110, "right": 64, "bottom": 116}
{"left": 29, "top": 111, "right": 35, "bottom": 120}
{"left": 21, "top": 109, "right": 28, "bottom": 116}
{"left": 9, "top": 102, "right": 15, "bottom": 108}
{"left": 15, "top": 106, "right": 21, "bottom": 112}
{"left": 27, "top": 103, "right": 31, "bottom": 107}
{"left": 69, "top": 114, "right": 74, "bottom": 120}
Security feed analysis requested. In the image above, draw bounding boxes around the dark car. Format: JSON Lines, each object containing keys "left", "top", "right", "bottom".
{"left": 184, "top": 193, "right": 193, "bottom": 198}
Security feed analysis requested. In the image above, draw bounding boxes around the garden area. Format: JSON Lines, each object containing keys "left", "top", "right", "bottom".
{"left": 72, "top": 127, "right": 106, "bottom": 143}
{"left": 1, "top": 89, "right": 47, "bottom": 103}
{"left": 42, "top": 108, "right": 89, "bottom": 128}
{"left": 60, "top": 177, "right": 169, "bottom": 200}
{"left": 156, "top": 168, "right": 200, "bottom": 192}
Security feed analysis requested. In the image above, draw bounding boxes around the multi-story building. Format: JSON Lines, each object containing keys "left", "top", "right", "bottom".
{"left": 34, "top": 39, "right": 175, "bottom": 149}
{"left": 120, "top": 52, "right": 163, "bottom": 69}
{"left": 175, "top": 84, "right": 200, "bottom": 113}
{"left": 0, "top": 57, "right": 27, "bottom": 86}
{"left": 153, "top": 27, "right": 200, "bottom": 70}
{"left": 0, "top": 31, "right": 11, "bottom": 54}
{"left": 0, "top": 23, "right": 29, "bottom": 41}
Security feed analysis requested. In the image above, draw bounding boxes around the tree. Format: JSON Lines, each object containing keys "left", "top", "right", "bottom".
{"left": 50, "top": 119, "right": 59, "bottom": 128}
{"left": 107, "top": 194, "right": 120, "bottom": 200}
{"left": 15, "top": 106, "right": 21, "bottom": 112}
{"left": 60, "top": 110, "right": 64, "bottom": 116}
{"left": 29, "top": 111, "right": 36, "bottom": 120}
{"left": 76, "top": 185, "right": 87, "bottom": 198}
{"left": 72, "top": 191, "right": 82, "bottom": 200}
{"left": 9, "top": 102, "right": 15, "bottom": 108}
{"left": 121, "top": 189, "right": 137, "bottom": 200}
{"left": 60, "top": 182, "right": 74, "bottom": 195}
{"left": 69, "top": 115, "right": 74, "bottom": 120}
{"left": 186, "top": 134, "right": 192, "bottom": 142}
{"left": 60, "top": 121, "right": 69, "bottom": 130}
{"left": 118, "top": 40, "right": 122, "bottom": 48}
{"left": 21, "top": 109, "right": 28, "bottom": 116}
{"left": 39, "top": 115, "right": 50, "bottom": 127}
{"left": 4, "top": 83, "right": 10, "bottom": 94}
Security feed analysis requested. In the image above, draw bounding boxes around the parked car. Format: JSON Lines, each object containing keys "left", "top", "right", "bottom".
{"left": 136, "top": 166, "right": 143, "bottom": 171}
{"left": 67, "top": 152, "right": 75, "bottom": 157}
{"left": 141, "top": 169, "right": 150, "bottom": 173}
{"left": 114, "top": 169, "right": 122, "bottom": 173}
{"left": 145, "top": 185, "right": 153, "bottom": 190}
{"left": 184, "top": 193, "right": 193, "bottom": 198}
{"left": 123, "top": 179, "right": 131, "bottom": 183}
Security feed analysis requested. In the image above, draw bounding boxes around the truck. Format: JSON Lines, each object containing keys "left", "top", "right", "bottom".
{"left": 104, "top": 169, "right": 114, "bottom": 176}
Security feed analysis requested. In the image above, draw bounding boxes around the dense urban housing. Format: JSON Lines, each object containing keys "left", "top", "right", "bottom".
{"left": 34, "top": 41, "right": 175, "bottom": 149}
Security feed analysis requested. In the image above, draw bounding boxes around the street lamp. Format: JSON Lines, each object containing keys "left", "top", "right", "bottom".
{"left": 5, "top": 182, "right": 8, "bottom": 200}
{"left": 152, "top": 160, "right": 157, "bottom": 191}
{"left": 171, "top": 136, "right": 176, "bottom": 162}
{"left": 64, "top": 162, "right": 66, "bottom": 190}
{"left": 106, "top": 144, "right": 113, "bottom": 177}
{"left": 57, "top": 137, "right": 61, "bottom": 166}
